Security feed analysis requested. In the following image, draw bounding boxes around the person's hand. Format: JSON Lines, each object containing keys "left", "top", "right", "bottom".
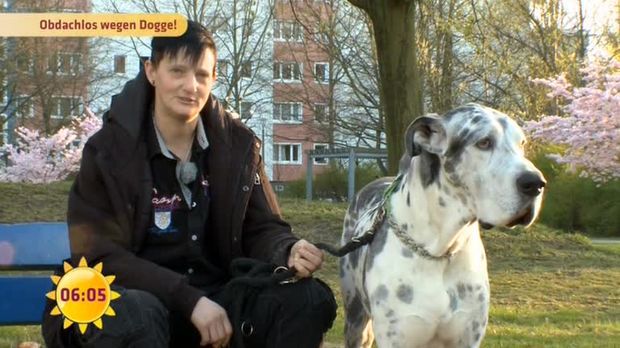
{"left": 190, "top": 296, "right": 232, "bottom": 347}
{"left": 287, "top": 239, "right": 324, "bottom": 278}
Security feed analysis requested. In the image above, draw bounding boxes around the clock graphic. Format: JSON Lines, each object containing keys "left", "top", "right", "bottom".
{"left": 47, "top": 257, "right": 121, "bottom": 334}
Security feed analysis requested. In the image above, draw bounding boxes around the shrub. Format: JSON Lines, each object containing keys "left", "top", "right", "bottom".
{"left": 281, "top": 161, "right": 384, "bottom": 201}
{"left": 532, "top": 150, "right": 620, "bottom": 237}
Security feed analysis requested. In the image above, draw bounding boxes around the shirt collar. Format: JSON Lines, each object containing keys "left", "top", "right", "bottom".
{"left": 150, "top": 115, "right": 210, "bottom": 160}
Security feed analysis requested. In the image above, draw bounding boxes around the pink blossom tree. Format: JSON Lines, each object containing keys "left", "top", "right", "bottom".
{"left": 0, "top": 108, "right": 102, "bottom": 183}
{"left": 525, "top": 58, "right": 620, "bottom": 183}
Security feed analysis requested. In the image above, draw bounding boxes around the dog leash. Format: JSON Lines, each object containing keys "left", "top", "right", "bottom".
{"left": 313, "top": 174, "right": 404, "bottom": 257}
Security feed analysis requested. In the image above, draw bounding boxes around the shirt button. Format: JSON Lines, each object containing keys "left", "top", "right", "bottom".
{"left": 191, "top": 234, "right": 197, "bottom": 241}
{"left": 242, "top": 185, "right": 250, "bottom": 192}
{"left": 192, "top": 201, "right": 197, "bottom": 208}
{"left": 188, "top": 268, "right": 194, "bottom": 274}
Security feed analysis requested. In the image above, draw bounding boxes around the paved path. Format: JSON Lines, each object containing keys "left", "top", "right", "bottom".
{"left": 590, "top": 238, "right": 620, "bottom": 244}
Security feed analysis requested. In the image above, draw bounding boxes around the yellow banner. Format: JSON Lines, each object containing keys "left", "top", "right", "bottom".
{"left": 0, "top": 13, "right": 188, "bottom": 37}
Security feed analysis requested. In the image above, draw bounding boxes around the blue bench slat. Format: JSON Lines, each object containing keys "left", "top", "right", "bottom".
{"left": 0, "top": 276, "right": 53, "bottom": 325}
{"left": 0, "top": 222, "right": 70, "bottom": 268}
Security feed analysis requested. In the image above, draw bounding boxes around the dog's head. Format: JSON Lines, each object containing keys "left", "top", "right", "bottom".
{"left": 402, "top": 103, "right": 545, "bottom": 228}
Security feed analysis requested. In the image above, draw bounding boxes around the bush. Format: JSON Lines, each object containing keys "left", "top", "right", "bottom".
{"left": 280, "top": 162, "right": 384, "bottom": 201}
{"left": 532, "top": 151, "right": 620, "bottom": 237}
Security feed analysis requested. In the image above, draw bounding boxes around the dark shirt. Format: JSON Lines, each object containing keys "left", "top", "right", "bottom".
{"left": 138, "top": 116, "right": 227, "bottom": 294}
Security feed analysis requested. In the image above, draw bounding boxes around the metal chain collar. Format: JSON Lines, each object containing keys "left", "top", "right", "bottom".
{"left": 386, "top": 218, "right": 452, "bottom": 261}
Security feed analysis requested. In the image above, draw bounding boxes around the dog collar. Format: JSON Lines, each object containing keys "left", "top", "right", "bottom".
{"left": 386, "top": 217, "right": 453, "bottom": 261}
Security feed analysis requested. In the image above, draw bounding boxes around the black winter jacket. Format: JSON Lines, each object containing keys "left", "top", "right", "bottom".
{"left": 60, "top": 71, "right": 298, "bottom": 320}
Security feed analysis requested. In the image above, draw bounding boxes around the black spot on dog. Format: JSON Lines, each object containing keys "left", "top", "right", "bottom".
{"left": 467, "top": 284, "right": 473, "bottom": 292}
{"left": 439, "top": 197, "right": 446, "bottom": 207}
{"left": 372, "top": 285, "right": 389, "bottom": 305}
{"left": 348, "top": 249, "right": 361, "bottom": 270}
{"left": 443, "top": 105, "right": 477, "bottom": 121}
{"left": 457, "top": 283, "right": 467, "bottom": 300}
{"left": 499, "top": 117, "right": 509, "bottom": 131}
{"left": 347, "top": 294, "right": 364, "bottom": 322}
{"left": 406, "top": 192, "right": 410, "bottom": 206}
{"left": 448, "top": 290, "right": 458, "bottom": 312}
{"left": 366, "top": 222, "right": 389, "bottom": 271}
{"left": 470, "top": 115, "right": 482, "bottom": 125}
{"left": 473, "top": 321, "right": 480, "bottom": 331}
{"left": 478, "top": 293, "right": 485, "bottom": 303}
{"left": 396, "top": 284, "right": 414, "bottom": 304}
{"left": 474, "top": 332, "right": 481, "bottom": 342}
{"left": 419, "top": 152, "right": 440, "bottom": 187}
{"left": 386, "top": 310, "right": 394, "bottom": 318}
{"left": 402, "top": 248, "right": 413, "bottom": 258}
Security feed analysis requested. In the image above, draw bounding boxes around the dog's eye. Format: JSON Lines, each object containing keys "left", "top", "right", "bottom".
{"left": 476, "top": 138, "right": 493, "bottom": 150}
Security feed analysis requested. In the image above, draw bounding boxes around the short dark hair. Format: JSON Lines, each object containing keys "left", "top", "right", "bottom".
{"left": 150, "top": 20, "right": 216, "bottom": 67}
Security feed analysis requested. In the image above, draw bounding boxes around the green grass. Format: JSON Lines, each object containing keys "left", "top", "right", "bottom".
{"left": 1, "top": 184, "right": 619, "bottom": 347}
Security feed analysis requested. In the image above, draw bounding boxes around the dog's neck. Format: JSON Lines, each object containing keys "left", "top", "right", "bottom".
{"left": 389, "top": 156, "right": 478, "bottom": 258}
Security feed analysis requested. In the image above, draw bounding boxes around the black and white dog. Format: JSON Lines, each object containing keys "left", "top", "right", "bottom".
{"left": 340, "top": 104, "right": 545, "bottom": 348}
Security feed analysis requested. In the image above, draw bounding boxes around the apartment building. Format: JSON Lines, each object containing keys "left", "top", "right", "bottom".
{"left": 271, "top": 0, "right": 332, "bottom": 184}
{"left": 0, "top": 0, "right": 91, "bottom": 145}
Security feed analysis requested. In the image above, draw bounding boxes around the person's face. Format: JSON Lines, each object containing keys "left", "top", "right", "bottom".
{"left": 145, "top": 48, "right": 217, "bottom": 122}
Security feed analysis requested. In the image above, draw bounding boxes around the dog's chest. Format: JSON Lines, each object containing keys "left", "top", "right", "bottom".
{"left": 361, "top": 232, "right": 490, "bottom": 343}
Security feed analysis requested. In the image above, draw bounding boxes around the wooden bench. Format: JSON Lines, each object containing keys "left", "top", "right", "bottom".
{"left": 0, "top": 223, "right": 70, "bottom": 325}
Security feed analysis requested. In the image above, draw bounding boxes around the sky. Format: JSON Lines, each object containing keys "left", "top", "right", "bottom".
{"left": 562, "top": 0, "right": 618, "bottom": 33}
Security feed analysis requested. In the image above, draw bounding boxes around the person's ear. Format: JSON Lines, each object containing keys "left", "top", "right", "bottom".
{"left": 144, "top": 60, "right": 157, "bottom": 86}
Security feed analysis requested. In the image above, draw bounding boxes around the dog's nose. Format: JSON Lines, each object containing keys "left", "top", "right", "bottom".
{"left": 516, "top": 172, "right": 546, "bottom": 197}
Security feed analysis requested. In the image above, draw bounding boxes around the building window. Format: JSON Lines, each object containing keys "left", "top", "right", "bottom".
{"left": 313, "top": 143, "right": 329, "bottom": 165}
{"left": 273, "top": 62, "right": 302, "bottom": 82}
{"left": 114, "top": 55, "right": 126, "bottom": 74}
{"left": 314, "top": 103, "right": 327, "bottom": 122}
{"left": 17, "top": 56, "right": 32, "bottom": 73}
{"left": 314, "top": 63, "right": 329, "bottom": 83}
{"left": 274, "top": 20, "right": 303, "bottom": 42}
{"left": 273, "top": 102, "right": 302, "bottom": 122}
{"left": 50, "top": 96, "right": 82, "bottom": 119}
{"left": 314, "top": 32, "right": 329, "bottom": 45}
{"left": 48, "top": 53, "right": 82, "bottom": 75}
{"left": 241, "top": 61, "right": 252, "bottom": 78}
{"left": 274, "top": 143, "right": 302, "bottom": 164}
{"left": 14, "top": 96, "right": 34, "bottom": 118}
{"left": 217, "top": 59, "right": 229, "bottom": 78}
{"left": 240, "top": 101, "right": 252, "bottom": 120}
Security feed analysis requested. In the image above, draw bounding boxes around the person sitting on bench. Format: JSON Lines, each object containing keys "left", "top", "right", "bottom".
{"left": 42, "top": 19, "right": 336, "bottom": 348}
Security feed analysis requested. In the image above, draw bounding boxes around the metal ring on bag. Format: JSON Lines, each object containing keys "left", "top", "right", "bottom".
{"left": 241, "top": 321, "right": 254, "bottom": 337}
{"left": 273, "top": 266, "right": 288, "bottom": 274}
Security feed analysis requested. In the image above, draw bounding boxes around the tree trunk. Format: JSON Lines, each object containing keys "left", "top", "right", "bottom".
{"left": 349, "top": 0, "right": 424, "bottom": 175}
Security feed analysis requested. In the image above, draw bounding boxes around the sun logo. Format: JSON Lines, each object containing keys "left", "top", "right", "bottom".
{"left": 47, "top": 257, "right": 120, "bottom": 334}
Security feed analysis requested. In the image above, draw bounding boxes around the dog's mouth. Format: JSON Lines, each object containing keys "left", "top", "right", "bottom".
{"left": 506, "top": 206, "right": 534, "bottom": 227}
{"left": 479, "top": 204, "right": 537, "bottom": 230}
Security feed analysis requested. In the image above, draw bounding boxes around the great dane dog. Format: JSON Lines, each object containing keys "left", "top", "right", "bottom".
{"left": 340, "top": 103, "right": 546, "bottom": 348}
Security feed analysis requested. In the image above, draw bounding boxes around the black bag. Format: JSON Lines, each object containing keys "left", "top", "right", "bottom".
{"left": 218, "top": 258, "right": 297, "bottom": 348}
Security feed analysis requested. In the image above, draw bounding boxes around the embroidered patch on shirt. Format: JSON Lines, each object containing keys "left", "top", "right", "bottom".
{"left": 151, "top": 188, "right": 182, "bottom": 234}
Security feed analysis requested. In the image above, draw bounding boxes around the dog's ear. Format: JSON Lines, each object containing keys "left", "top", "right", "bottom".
{"left": 405, "top": 114, "right": 447, "bottom": 157}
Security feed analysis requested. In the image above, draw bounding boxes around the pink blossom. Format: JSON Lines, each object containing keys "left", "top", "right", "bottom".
{"left": 0, "top": 107, "right": 102, "bottom": 183}
{"left": 526, "top": 57, "right": 620, "bottom": 183}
